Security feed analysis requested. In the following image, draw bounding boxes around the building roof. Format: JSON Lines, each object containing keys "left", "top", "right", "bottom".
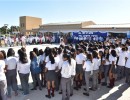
{"left": 83, "top": 23, "right": 130, "bottom": 29}
{"left": 40, "top": 21, "right": 95, "bottom": 26}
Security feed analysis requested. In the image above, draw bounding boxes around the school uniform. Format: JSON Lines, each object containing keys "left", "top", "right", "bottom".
{"left": 125, "top": 53, "right": 130, "bottom": 84}
{"left": 5, "top": 57, "right": 18, "bottom": 97}
{"left": 102, "top": 55, "right": 110, "bottom": 85}
{"left": 75, "top": 53, "right": 86, "bottom": 74}
{"left": 45, "top": 61, "right": 57, "bottom": 82}
{"left": 54, "top": 55, "right": 60, "bottom": 91}
{"left": 92, "top": 58, "right": 100, "bottom": 90}
{"left": 61, "top": 60, "right": 72, "bottom": 100}
{"left": 109, "top": 54, "right": 117, "bottom": 74}
{"left": 117, "top": 51, "right": 127, "bottom": 80}
{"left": 70, "top": 58, "right": 76, "bottom": 95}
{"left": 17, "top": 61, "right": 30, "bottom": 95}
{"left": 83, "top": 60, "right": 93, "bottom": 95}
{"left": 0, "top": 60, "right": 7, "bottom": 100}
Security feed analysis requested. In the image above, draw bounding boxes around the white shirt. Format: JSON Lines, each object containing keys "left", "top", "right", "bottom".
{"left": 61, "top": 61, "right": 71, "bottom": 78}
{"left": 103, "top": 56, "right": 110, "bottom": 65}
{"left": 6, "top": 57, "right": 17, "bottom": 70}
{"left": 0, "top": 60, "right": 6, "bottom": 81}
{"left": 126, "top": 53, "right": 130, "bottom": 68}
{"left": 45, "top": 61, "right": 57, "bottom": 70}
{"left": 109, "top": 55, "right": 117, "bottom": 65}
{"left": 55, "top": 56, "right": 60, "bottom": 65}
{"left": 70, "top": 58, "right": 76, "bottom": 76}
{"left": 92, "top": 58, "right": 100, "bottom": 70}
{"left": 117, "top": 51, "right": 127, "bottom": 66}
{"left": 39, "top": 54, "right": 45, "bottom": 64}
{"left": 17, "top": 61, "right": 30, "bottom": 74}
{"left": 76, "top": 53, "right": 86, "bottom": 64}
{"left": 45, "top": 56, "right": 49, "bottom": 63}
{"left": 83, "top": 60, "right": 93, "bottom": 72}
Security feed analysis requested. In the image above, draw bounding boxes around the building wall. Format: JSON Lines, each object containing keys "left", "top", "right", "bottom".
{"left": 19, "top": 16, "right": 42, "bottom": 35}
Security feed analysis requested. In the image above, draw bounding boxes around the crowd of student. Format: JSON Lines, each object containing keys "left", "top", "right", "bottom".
{"left": 0, "top": 38, "right": 130, "bottom": 100}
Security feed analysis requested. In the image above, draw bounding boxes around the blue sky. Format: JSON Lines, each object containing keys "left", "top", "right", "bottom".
{"left": 0, "top": 0, "right": 130, "bottom": 27}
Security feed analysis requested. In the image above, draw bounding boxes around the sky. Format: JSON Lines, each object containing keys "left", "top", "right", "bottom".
{"left": 0, "top": 0, "right": 130, "bottom": 27}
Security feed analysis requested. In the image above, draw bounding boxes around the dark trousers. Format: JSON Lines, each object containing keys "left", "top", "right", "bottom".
{"left": 6, "top": 70, "right": 17, "bottom": 96}
{"left": 19, "top": 73, "right": 29, "bottom": 95}
{"left": 117, "top": 65, "right": 125, "bottom": 79}
{"left": 103, "top": 65, "right": 110, "bottom": 83}
{"left": 55, "top": 71, "right": 61, "bottom": 91}
{"left": 0, "top": 80, "right": 7, "bottom": 100}
{"left": 31, "top": 73, "right": 41, "bottom": 88}
{"left": 61, "top": 77, "right": 71, "bottom": 100}
{"left": 92, "top": 70, "right": 98, "bottom": 90}
{"left": 125, "top": 67, "right": 130, "bottom": 84}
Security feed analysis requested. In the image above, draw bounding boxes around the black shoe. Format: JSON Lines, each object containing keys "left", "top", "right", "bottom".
{"left": 51, "top": 93, "right": 54, "bottom": 97}
{"left": 74, "top": 87, "right": 79, "bottom": 90}
{"left": 83, "top": 93, "right": 89, "bottom": 96}
{"left": 107, "top": 85, "right": 113, "bottom": 88}
{"left": 45, "top": 95, "right": 51, "bottom": 98}
{"left": 59, "top": 91, "right": 62, "bottom": 94}
{"left": 102, "top": 82, "right": 107, "bottom": 86}
{"left": 84, "top": 88, "right": 86, "bottom": 91}
{"left": 70, "top": 94, "right": 73, "bottom": 96}
{"left": 39, "top": 88, "right": 42, "bottom": 90}
{"left": 31, "top": 88, "right": 37, "bottom": 90}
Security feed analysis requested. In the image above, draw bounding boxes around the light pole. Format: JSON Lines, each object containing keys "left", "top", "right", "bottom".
{"left": 4, "top": 24, "right": 8, "bottom": 36}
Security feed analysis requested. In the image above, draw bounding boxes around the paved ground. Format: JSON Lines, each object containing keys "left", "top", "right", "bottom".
{"left": 1, "top": 44, "right": 130, "bottom": 100}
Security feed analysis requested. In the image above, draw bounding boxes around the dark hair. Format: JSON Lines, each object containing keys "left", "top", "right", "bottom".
{"left": 92, "top": 50, "right": 98, "bottom": 59}
{"left": 0, "top": 52, "right": 4, "bottom": 60}
{"left": 19, "top": 51, "right": 28, "bottom": 64}
{"left": 58, "top": 48, "right": 62, "bottom": 55}
{"left": 30, "top": 51, "right": 36, "bottom": 60}
{"left": 111, "top": 50, "right": 117, "bottom": 57}
{"left": 87, "top": 53, "right": 92, "bottom": 62}
{"left": 7, "top": 48, "right": 15, "bottom": 57}
{"left": 33, "top": 48, "right": 39, "bottom": 56}
{"left": 49, "top": 54, "right": 55, "bottom": 64}
{"left": 39, "top": 49, "right": 44, "bottom": 55}
{"left": 21, "top": 47, "right": 26, "bottom": 52}
{"left": 1, "top": 50, "right": 6, "bottom": 59}
{"left": 63, "top": 53, "right": 71, "bottom": 65}
{"left": 104, "top": 48, "right": 109, "bottom": 59}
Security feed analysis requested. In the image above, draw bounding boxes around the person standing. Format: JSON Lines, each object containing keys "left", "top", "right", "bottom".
{"left": 117, "top": 48, "right": 127, "bottom": 80}
{"left": 125, "top": 51, "right": 130, "bottom": 85}
{"left": 108, "top": 50, "right": 117, "bottom": 88}
{"left": 61, "top": 54, "right": 72, "bottom": 100}
{"left": 30, "top": 51, "right": 42, "bottom": 90}
{"left": 5, "top": 48, "right": 18, "bottom": 98}
{"left": 45, "top": 54, "right": 57, "bottom": 98}
{"left": 17, "top": 51, "right": 30, "bottom": 95}
{"left": 92, "top": 51, "right": 100, "bottom": 90}
{"left": 0, "top": 52, "right": 7, "bottom": 100}
{"left": 83, "top": 53, "right": 93, "bottom": 96}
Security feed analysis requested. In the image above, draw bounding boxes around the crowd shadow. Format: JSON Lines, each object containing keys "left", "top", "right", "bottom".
{"left": 92, "top": 82, "right": 129, "bottom": 100}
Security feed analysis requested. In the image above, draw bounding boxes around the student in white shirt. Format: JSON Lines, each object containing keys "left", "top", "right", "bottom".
{"left": 5, "top": 48, "right": 18, "bottom": 97}
{"left": 125, "top": 52, "right": 130, "bottom": 85}
{"left": 45, "top": 54, "right": 58, "bottom": 98}
{"left": 61, "top": 54, "right": 72, "bottom": 100}
{"left": 70, "top": 53, "right": 76, "bottom": 96}
{"left": 102, "top": 48, "right": 110, "bottom": 86}
{"left": 83, "top": 53, "right": 93, "bottom": 96}
{"left": 108, "top": 50, "right": 117, "bottom": 88}
{"left": 75, "top": 48, "right": 86, "bottom": 90}
{"left": 117, "top": 48, "right": 127, "bottom": 80}
{"left": 17, "top": 51, "right": 30, "bottom": 95}
{"left": 92, "top": 51, "right": 100, "bottom": 91}
{"left": 0, "top": 52, "right": 7, "bottom": 100}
